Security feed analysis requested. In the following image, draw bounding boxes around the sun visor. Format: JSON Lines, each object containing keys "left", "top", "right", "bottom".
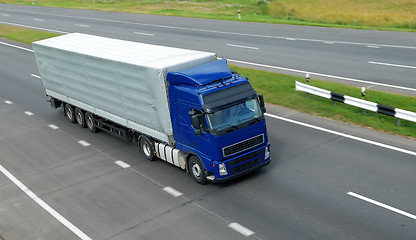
{"left": 202, "top": 82, "right": 257, "bottom": 113}
{"left": 167, "top": 58, "right": 232, "bottom": 86}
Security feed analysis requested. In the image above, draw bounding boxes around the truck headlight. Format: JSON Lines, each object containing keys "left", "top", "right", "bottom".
{"left": 218, "top": 163, "right": 228, "bottom": 176}
{"left": 265, "top": 145, "right": 270, "bottom": 159}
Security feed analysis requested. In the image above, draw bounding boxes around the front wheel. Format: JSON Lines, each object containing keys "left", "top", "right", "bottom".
{"left": 189, "top": 156, "right": 206, "bottom": 185}
{"left": 139, "top": 136, "right": 155, "bottom": 161}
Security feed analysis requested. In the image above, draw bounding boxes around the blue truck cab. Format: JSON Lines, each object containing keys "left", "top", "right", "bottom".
{"left": 168, "top": 59, "right": 271, "bottom": 184}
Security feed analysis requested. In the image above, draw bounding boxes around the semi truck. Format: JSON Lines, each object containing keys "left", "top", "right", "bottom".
{"left": 32, "top": 33, "right": 271, "bottom": 184}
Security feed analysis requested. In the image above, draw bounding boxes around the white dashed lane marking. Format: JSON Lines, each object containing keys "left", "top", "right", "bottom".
{"left": 48, "top": 124, "right": 59, "bottom": 130}
{"left": 77, "top": 140, "right": 91, "bottom": 147}
{"left": 163, "top": 187, "right": 183, "bottom": 198}
{"left": 228, "top": 222, "right": 255, "bottom": 237}
{"left": 114, "top": 160, "right": 131, "bottom": 169}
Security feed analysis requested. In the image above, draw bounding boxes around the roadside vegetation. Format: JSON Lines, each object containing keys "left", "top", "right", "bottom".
{"left": 1, "top": 24, "right": 415, "bottom": 138}
{"left": 0, "top": 24, "right": 59, "bottom": 44}
{"left": 1, "top": 0, "right": 415, "bottom": 31}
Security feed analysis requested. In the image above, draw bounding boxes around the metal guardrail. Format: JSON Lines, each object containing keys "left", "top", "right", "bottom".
{"left": 295, "top": 81, "right": 416, "bottom": 123}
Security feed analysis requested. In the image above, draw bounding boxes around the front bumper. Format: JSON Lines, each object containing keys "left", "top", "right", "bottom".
{"left": 208, "top": 157, "right": 271, "bottom": 183}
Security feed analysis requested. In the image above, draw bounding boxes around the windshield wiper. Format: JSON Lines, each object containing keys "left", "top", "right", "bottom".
{"left": 249, "top": 117, "right": 261, "bottom": 124}
{"left": 225, "top": 125, "right": 239, "bottom": 133}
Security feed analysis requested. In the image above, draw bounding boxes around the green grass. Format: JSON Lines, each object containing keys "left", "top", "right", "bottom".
{"left": 1, "top": 24, "right": 415, "bottom": 138}
{"left": 0, "top": 24, "right": 59, "bottom": 44}
{"left": 1, "top": 0, "right": 415, "bottom": 31}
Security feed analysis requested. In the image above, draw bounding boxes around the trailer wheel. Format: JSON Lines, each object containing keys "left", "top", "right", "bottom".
{"left": 75, "top": 108, "right": 86, "bottom": 128}
{"left": 85, "top": 112, "right": 98, "bottom": 133}
{"left": 64, "top": 104, "right": 75, "bottom": 123}
{"left": 189, "top": 156, "right": 206, "bottom": 185}
{"left": 139, "top": 136, "right": 155, "bottom": 161}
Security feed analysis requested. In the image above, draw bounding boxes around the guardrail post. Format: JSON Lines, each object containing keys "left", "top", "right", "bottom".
{"left": 361, "top": 87, "right": 366, "bottom": 115}
{"left": 305, "top": 73, "right": 310, "bottom": 98}
{"left": 397, "top": 118, "right": 401, "bottom": 126}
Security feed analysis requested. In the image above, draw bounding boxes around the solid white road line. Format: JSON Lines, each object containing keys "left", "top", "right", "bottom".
{"left": 0, "top": 20, "right": 68, "bottom": 34}
{"left": 77, "top": 140, "right": 91, "bottom": 147}
{"left": 134, "top": 32, "right": 154, "bottom": 36}
{"left": 227, "top": 43, "right": 259, "bottom": 50}
{"left": 4, "top": 100, "right": 13, "bottom": 104}
{"left": 228, "top": 222, "right": 255, "bottom": 237}
{"left": 0, "top": 164, "right": 93, "bottom": 240}
{"left": 114, "top": 160, "right": 131, "bottom": 169}
{"left": 265, "top": 113, "right": 416, "bottom": 157}
{"left": 348, "top": 192, "right": 416, "bottom": 220}
{"left": 24, "top": 111, "right": 34, "bottom": 116}
{"left": 0, "top": 41, "right": 33, "bottom": 52}
{"left": 163, "top": 186, "right": 183, "bottom": 197}
{"left": 48, "top": 124, "right": 59, "bottom": 130}
{"left": 368, "top": 61, "right": 416, "bottom": 70}
{"left": 367, "top": 45, "right": 380, "bottom": 49}
{"left": 228, "top": 58, "right": 416, "bottom": 92}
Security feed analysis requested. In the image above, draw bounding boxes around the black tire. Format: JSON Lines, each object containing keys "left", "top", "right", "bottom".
{"left": 85, "top": 112, "right": 98, "bottom": 133}
{"left": 75, "top": 108, "right": 86, "bottom": 128}
{"left": 139, "top": 136, "right": 155, "bottom": 161}
{"left": 189, "top": 156, "right": 206, "bottom": 184}
{"left": 64, "top": 104, "right": 75, "bottom": 123}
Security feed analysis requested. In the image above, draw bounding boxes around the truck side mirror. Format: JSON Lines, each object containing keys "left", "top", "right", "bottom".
{"left": 189, "top": 109, "right": 202, "bottom": 135}
{"left": 258, "top": 95, "right": 266, "bottom": 113}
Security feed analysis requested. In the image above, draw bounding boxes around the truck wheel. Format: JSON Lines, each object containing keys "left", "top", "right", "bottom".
{"left": 64, "top": 104, "right": 75, "bottom": 123}
{"left": 85, "top": 112, "right": 98, "bottom": 133}
{"left": 189, "top": 156, "right": 206, "bottom": 185}
{"left": 75, "top": 108, "right": 86, "bottom": 128}
{"left": 139, "top": 136, "right": 155, "bottom": 161}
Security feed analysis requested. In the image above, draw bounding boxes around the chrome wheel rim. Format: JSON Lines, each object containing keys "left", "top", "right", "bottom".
{"left": 143, "top": 142, "right": 151, "bottom": 157}
{"left": 66, "top": 106, "right": 73, "bottom": 120}
{"left": 86, "top": 116, "right": 93, "bottom": 129}
{"left": 192, "top": 163, "right": 201, "bottom": 178}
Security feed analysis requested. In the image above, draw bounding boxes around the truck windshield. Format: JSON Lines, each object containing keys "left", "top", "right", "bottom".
{"left": 206, "top": 98, "right": 262, "bottom": 133}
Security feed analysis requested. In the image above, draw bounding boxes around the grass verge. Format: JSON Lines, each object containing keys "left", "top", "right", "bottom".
{"left": 0, "top": 0, "right": 415, "bottom": 31}
{"left": 0, "top": 24, "right": 59, "bottom": 44}
{"left": 1, "top": 24, "right": 415, "bottom": 138}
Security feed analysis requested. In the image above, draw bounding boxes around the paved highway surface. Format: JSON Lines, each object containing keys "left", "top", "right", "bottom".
{"left": 0, "top": 4, "right": 416, "bottom": 95}
{"left": 0, "top": 4, "right": 416, "bottom": 240}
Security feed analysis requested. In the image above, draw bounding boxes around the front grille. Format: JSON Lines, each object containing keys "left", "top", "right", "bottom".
{"left": 223, "top": 134, "right": 264, "bottom": 157}
{"left": 228, "top": 149, "right": 263, "bottom": 174}
{"left": 229, "top": 158, "right": 261, "bottom": 174}
{"left": 228, "top": 149, "right": 263, "bottom": 166}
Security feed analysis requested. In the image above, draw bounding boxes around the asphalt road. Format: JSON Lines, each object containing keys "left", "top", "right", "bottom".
{"left": 1, "top": 37, "right": 416, "bottom": 239}
{"left": 0, "top": 4, "right": 416, "bottom": 95}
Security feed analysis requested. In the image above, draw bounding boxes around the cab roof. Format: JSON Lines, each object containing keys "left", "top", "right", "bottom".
{"left": 167, "top": 59, "right": 232, "bottom": 86}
